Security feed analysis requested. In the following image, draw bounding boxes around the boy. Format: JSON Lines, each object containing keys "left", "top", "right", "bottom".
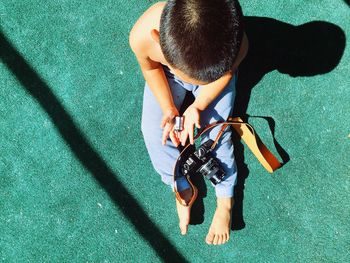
{"left": 129, "top": 0, "right": 248, "bottom": 245}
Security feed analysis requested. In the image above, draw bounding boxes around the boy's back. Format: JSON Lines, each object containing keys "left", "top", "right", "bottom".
{"left": 129, "top": 2, "right": 169, "bottom": 70}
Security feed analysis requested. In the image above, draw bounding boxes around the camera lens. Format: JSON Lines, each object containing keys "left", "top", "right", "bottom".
{"left": 174, "top": 116, "right": 184, "bottom": 131}
{"left": 210, "top": 172, "right": 225, "bottom": 185}
{"left": 198, "top": 158, "right": 225, "bottom": 185}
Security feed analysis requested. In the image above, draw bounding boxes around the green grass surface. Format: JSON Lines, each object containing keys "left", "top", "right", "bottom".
{"left": 1, "top": 0, "right": 349, "bottom": 262}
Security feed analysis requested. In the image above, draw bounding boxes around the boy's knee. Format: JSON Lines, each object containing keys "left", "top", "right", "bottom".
{"left": 141, "top": 120, "right": 161, "bottom": 144}
{"left": 215, "top": 169, "right": 237, "bottom": 198}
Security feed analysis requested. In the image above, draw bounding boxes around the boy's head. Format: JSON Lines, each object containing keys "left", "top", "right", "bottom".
{"left": 159, "top": 0, "right": 244, "bottom": 83}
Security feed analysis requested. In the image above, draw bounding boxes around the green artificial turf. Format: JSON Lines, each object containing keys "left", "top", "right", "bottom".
{"left": 0, "top": 0, "right": 349, "bottom": 262}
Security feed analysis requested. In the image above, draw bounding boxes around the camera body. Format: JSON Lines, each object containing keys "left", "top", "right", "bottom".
{"left": 181, "top": 139, "right": 225, "bottom": 185}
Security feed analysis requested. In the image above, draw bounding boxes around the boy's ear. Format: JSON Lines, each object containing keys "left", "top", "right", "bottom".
{"left": 150, "top": 29, "right": 160, "bottom": 43}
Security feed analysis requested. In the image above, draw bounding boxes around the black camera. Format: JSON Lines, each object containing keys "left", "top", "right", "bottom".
{"left": 181, "top": 139, "right": 225, "bottom": 185}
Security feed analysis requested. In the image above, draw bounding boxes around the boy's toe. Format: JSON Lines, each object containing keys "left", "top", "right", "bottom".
{"left": 205, "top": 232, "right": 215, "bottom": 244}
{"left": 217, "top": 235, "right": 223, "bottom": 245}
{"left": 179, "top": 222, "right": 188, "bottom": 235}
{"left": 224, "top": 233, "right": 229, "bottom": 243}
{"left": 213, "top": 234, "right": 219, "bottom": 245}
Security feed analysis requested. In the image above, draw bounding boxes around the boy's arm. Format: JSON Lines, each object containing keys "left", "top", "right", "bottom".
{"left": 129, "top": 18, "right": 177, "bottom": 114}
{"left": 129, "top": 30, "right": 180, "bottom": 146}
{"left": 138, "top": 58, "right": 176, "bottom": 115}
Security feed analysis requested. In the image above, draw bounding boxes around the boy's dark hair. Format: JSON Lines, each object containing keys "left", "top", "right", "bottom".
{"left": 159, "top": 0, "right": 244, "bottom": 82}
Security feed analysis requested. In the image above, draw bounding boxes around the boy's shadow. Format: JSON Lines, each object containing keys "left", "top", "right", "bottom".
{"left": 231, "top": 16, "right": 345, "bottom": 230}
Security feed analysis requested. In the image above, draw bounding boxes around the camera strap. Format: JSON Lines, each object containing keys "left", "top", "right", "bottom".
{"left": 173, "top": 117, "right": 282, "bottom": 206}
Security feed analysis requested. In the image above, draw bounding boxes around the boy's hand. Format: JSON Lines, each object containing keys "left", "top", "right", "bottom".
{"left": 161, "top": 107, "right": 181, "bottom": 146}
{"left": 180, "top": 105, "right": 201, "bottom": 146}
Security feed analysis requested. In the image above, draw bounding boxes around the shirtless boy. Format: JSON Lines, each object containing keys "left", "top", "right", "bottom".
{"left": 129, "top": 0, "right": 248, "bottom": 245}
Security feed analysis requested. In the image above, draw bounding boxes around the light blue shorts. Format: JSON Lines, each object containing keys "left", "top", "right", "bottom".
{"left": 141, "top": 66, "right": 238, "bottom": 197}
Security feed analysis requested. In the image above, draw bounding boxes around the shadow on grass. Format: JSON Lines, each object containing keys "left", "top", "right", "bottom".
{"left": 231, "top": 17, "right": 346, "bottom": 230}
{"left": 0, "top": 31, "right": 188, "bottom": 262}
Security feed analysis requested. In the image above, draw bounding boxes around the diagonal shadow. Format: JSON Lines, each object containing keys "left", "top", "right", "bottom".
{"left": 231, "top": 17, "right": 346, "bottom": 231}
{"left": 0, "top": 31, "right": 188, "bottom": 262}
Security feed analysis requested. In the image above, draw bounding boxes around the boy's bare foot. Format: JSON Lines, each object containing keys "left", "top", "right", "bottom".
{"left": 175, "top": 188, "right": 194, "bottom": 235}
{"left": 205, "top": 197, "right": 233, "bottom": 245}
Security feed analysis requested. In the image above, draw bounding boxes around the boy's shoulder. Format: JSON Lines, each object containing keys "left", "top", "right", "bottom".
{"left": 129, "top": 2, "right": 165, "bottom": 58}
